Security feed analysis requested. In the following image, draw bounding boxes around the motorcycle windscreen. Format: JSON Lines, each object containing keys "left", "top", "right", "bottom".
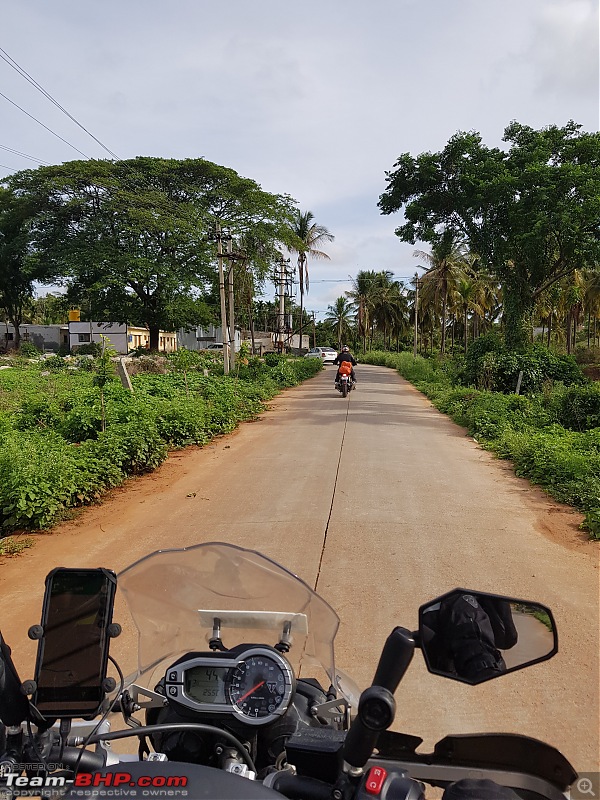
{"left": 117, "top": 542, "right": 340, "bottom": 694}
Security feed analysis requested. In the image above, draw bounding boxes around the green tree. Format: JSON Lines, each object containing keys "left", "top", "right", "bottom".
{"left": 346, "top": 270, "right": 378, "bottom": 351}
{"left": 379, "top": 122, "right": 600, "bottom": 350}
{"left": 25, "top": 292, "right": 70, "bottom": 325}
{"left": 288, "top": 211, "right": 334, "bottom": 350}
{"left": 414, "top": 232, "right": 469, "bottom": 354}
{"left": 324, "top": 296, "right": 356, "bottom": 349}
{"left": 0, "top": 188, "right": 53, "bottom": 349}
{"left": 6, "top": 157, "right": 296, "bottom": 350}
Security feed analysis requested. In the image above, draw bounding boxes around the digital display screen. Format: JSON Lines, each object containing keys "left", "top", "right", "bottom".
{"left": 184, "top": 666, "right": 229, "bottom": 704}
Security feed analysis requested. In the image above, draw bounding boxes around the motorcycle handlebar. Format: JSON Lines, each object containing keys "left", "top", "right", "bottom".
{"left": 266, "top": 773, "right": 333, "bottom": 800}
{"left": 53, "top": 746, "right": 106, "bottom": 773}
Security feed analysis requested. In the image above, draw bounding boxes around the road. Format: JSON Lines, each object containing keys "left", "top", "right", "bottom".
{"left": 1, "top": 364, "right": 598, "bottom": 770}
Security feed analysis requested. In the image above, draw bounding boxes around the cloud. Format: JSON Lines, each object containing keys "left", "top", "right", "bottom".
{"left": 529, "top": 0, "right": 599, "bottom": 102}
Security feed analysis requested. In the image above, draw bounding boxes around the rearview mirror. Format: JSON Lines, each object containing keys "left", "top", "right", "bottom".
{"left": 418, "top": 589, "right": 557, "bottom": 685}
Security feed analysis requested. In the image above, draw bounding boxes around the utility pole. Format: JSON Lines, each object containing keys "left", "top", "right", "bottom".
{"left": 215, "top": 222, "right": 231, "bottom": 374}
{"left": 275, "top": 256, "right": 290, "bottom": 353}
{"left": 413, "top": 272, "right": 419, "bottom": 358}
{"left": 312, "top": 312, "right": 316, "bottom": 348}
{"left": 226, "top": 233, "right": 235, "bottom": 371}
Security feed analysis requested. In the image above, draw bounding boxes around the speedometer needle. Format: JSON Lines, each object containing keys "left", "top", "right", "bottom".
{"left": 237, "top": 680, "right": 265, "bottom": 703}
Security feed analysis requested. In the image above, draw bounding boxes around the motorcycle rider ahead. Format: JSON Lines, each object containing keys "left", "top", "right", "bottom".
{"left": 333, "top": 345, "right": 357, "bottom": 386}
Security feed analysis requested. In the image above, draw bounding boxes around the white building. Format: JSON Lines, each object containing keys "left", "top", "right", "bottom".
{"left": 69, "top": 322, "right": 177, "bottom": 354}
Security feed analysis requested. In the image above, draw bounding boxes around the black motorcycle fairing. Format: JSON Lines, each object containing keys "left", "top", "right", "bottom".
{"left": 65, "top": 762, "right": 284, "bottom": 800}
{"left": 431, "top": 734, "right": 577, "bottom": 791}
{"left": 377, "top": 733, "right": 576, "bottom": 793}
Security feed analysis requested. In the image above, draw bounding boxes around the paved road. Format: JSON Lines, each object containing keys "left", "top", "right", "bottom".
{"left": 1, "top": 364, "right": 598, "bottom": 770}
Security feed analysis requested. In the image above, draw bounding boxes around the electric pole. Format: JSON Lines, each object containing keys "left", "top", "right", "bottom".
{"left": 227, "top": 234, "right": 235, "bottom": 370}
{"left": 275, "top": 256, "right": 290, "bottom": 353}
{"left": 215, "top": 223, "right": 231, "bottom": 374}
{"left": 413, "top": 272, "right": 419, "bottom": 358}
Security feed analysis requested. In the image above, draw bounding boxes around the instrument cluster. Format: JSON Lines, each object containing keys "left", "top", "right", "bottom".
{"left": 164, "top": 645, "right": 295, "bottom": 727}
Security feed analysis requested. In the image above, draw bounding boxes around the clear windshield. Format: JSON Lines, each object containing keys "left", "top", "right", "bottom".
{"left": 117, "top": 542, "right": 340, "bottom": 692}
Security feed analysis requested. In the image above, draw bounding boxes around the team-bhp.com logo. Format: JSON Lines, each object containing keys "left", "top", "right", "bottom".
{"left": 3, "top": 771, "right": 188, "bottom": 796}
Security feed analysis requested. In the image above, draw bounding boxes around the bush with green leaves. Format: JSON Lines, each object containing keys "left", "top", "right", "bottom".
{"left": 555, "top": 384, "right": 600, "bottom": 431}
{"left": 72, "top": 342, "right": 102, "bottom": 357}
{"left": 19, "top": 342, "right": 41, "bottom": 358}
{"left": 264, "top": 352, "right": 281, "bottom": 367}
{"left": 44, "top": 355, "right": 69, "bottom": 372}
{"left": 463, "top": 335, "right": 584, "bottom": 393}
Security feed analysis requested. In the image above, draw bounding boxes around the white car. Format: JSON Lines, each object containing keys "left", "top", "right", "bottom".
{"left": 304, "top": 347, "right": 338, "bottom": 364}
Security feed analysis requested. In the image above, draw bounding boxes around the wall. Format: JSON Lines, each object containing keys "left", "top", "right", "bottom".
{"left": 2, "top": 324, "right": 68, "bottom": 352}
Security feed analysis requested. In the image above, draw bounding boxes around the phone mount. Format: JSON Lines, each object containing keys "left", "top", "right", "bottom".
{"left": 23, "top": 622, "right": 122, "bottom": 713}
{"left": 27, "top": 623, "right": 122, "bottom": 640}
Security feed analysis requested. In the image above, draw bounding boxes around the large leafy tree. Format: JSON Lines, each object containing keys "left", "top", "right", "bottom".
{"left": 379, "top": 122, "right": 600, "bottom": 349}
{"left": 6, "top": 158, "right": 296, "bottom": 349}
{"left": 288, "top": 211, "right": 334, "bottom": 350}
{"left": 0, "top": 188, "right": 54, "bottom": 349}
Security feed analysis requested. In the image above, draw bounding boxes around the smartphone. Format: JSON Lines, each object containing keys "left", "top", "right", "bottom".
{"left": 33, "top": 568, "right": 117, "bottom": 719}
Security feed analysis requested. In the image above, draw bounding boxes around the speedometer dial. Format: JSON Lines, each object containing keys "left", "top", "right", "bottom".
{"left": 228, "top": 654, "right": 288, "bottom": 719}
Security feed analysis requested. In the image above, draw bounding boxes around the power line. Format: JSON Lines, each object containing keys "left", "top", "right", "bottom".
{"left": 310, "top": 275, "right": 417, "bottom": 284}
{"left": 0, "top": 46, "right": 119, "bottom": 160}
{"left": 0, "top": 89, "right": 90, "bottom": 159}
{"left": 0, "top": 162, "right": 17, "bottom": 171}
{"left": 0, "top": 143, "right": 51, "bottom": 165}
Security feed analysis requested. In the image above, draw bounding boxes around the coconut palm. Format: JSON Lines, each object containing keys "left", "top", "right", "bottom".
{"left": 288, "top": 211, "right": 334, "bottom": 350}
{"left": 582, "top": 267, "right": 600, "bottom": 347}
{"left": 454, "top": 277, "right": 485, "bottom": 352}
{"left": 414, "top": 233, "right": 469, "bottom": 354}
{"left": 325, "top": 296, "right": 356, "bottom": 349}
{"left": 346, "top": 270, "right": 379, "bottom": 351}
{"left": 371, "top": 273, "right": 408, "bottom": 350}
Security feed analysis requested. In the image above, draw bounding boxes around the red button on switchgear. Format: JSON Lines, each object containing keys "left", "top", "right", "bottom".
{"left": 365, "top": 766, "right": 387, "bottom": 795}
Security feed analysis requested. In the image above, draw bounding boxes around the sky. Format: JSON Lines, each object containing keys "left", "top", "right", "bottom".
{"left": 2, "top": 0, "right": 599, "bottom": 321}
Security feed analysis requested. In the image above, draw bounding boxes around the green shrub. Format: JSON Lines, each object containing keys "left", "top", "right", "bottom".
{"left": 264, "top": 353, "right": 281, "bottom": 367}
{"left": 153, "top": 398, "right": 209, "bottom": 446}
{"left": 43, "top": 355, "right": 69, "bottom": 372}
{"left": 19, "top": 342, "right": 41, "bottom": 358}
{"left": 463, "top": 336, "right": 584, "bottom": 393}
{"left": 556, "top": 384, "right": 600, "bottom": 431}
{"left": 72, "top": 342, "right": 102, "bottom": 357}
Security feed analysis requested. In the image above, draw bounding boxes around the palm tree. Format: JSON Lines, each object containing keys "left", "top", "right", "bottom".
{"left": 346, "top": 270, "right": 378, "bottom": 351}
{"left": 454, "top": 277, "right": 484, "bottom": 352}
{"left": 325, "top": 296, "right": 356, "bottom": 349}
{"left": 288, "top": 211, "right": 334, "bottom": 350}
{"left": 371, "top": 273, "right": 408, "bottom": 350}
{"left": 414, "top": 234, "right": 469, "bottom": 354}
{"left": 582, "top": 267, "right": 600, "bottom": 347}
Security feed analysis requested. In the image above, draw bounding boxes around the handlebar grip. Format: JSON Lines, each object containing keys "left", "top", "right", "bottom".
{"left": 55, "top": 746, "right": 106, "bottom": 772}
{"left": 343, "top": 717, "right": 379, "bottom": 770}
{"left": 343, "top": 686, "right": 395, "bottom": 770}
{"left": 268, "top": 773, "right": 333, "bottom": 800}
{"left": 372, "top": 627, "right": 415, "bottom": 694}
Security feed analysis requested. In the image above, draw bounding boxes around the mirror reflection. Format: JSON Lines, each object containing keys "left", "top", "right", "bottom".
{"left": 419, "top": 590, "right": 557, "bottom": 685}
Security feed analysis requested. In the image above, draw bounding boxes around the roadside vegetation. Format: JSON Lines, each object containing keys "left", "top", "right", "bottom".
{"left": 361, "top": 342, "right": 600, "bottom": 540}
{"left": 0, "top": 352, "right": 321, "bottom": 535}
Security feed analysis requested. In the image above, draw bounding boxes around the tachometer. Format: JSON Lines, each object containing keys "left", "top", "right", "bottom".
{"left": 228, "top": 653, "right": 291, "bottom": 721}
